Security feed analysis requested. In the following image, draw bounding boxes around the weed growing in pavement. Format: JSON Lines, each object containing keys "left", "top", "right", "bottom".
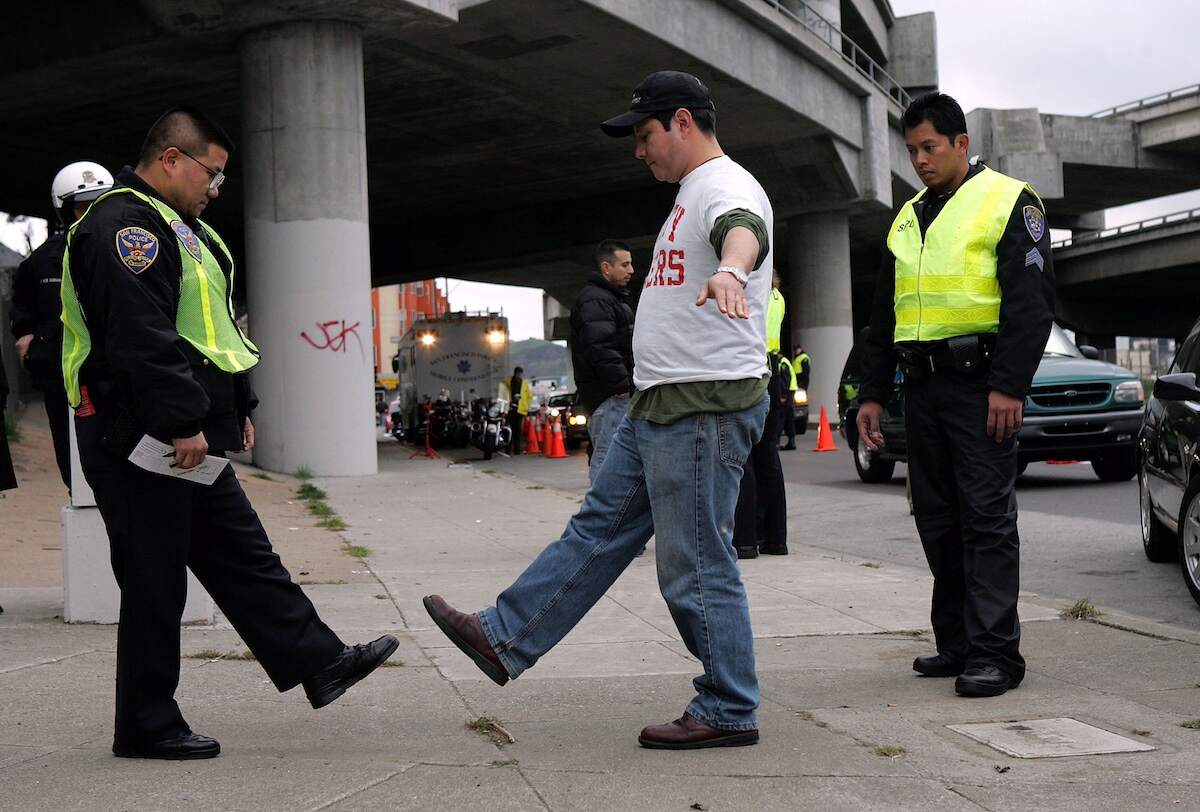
{"left": 1180, "top": 720, "right": 1200, "bottom": 730}
{"left": 297, "top": 482, "right": 327, "bottom": 500}
{"left": 1062, "top": 598, "right": 1101, "bottom": 620}
{"left": 1132, "top": 729, "right": 1152, "bottom": 736}
{"left": 4, "top": 416, "right": 21, "bottom": 443}
{"left": 794, "top": 710, "right": 814, "bottom": 721}
{"left": 873, "top": 745, "right": 907, "bottom": 758}
{"left": 526, "top": 485, "right": 545, "bottom": 490}
{"left": 307, "top": 499, "right": 335, "bottom": 517}
{"left": 860, "top": 562, "right": 882, "bottom": 569}
{"left": 251, "top": 471, "right": 274, "bottom": 481}
{"left": 184, "top": 649, "right": 257, "bottom": 661}
{"left": 467, "top": 716, "right": 515, "bottom": 746}
{"left": 294, "top": 465, "right": 313, "bottom": 481}
{"left": 814, "top": 721, "right": 829, "bottom": 728}
{"left": 345, "top": 544, "right": 371, "bottom": 558}
{"left": 319, "top": 515, "right": 347, "bottom": 531}
{"left": 489, "top": 759, "right": 519, "bottom": 768}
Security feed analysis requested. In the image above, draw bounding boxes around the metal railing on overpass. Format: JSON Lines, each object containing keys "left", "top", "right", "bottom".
{"left": 760, "top": 0, "right": 912, "bottom": 109}
{"left": 1051, "top": 207, "right": 1200, "bottom": 250}
{"left": 1090, "top": 83, "right": 1200, "bottom": 118}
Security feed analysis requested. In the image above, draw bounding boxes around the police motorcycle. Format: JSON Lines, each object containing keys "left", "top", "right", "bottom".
{"left": 412, "top": 391, "right": 470, "bottom": 449}
{"left": 469, "top": 397, "right": 512, "bottom": 460}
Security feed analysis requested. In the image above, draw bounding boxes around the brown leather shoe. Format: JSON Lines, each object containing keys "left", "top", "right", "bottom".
{"left": 638, "top": 713, "right": 759, "bottom": 750}
{"left": 423, "top": 595, "right": 509, "bottom": 686}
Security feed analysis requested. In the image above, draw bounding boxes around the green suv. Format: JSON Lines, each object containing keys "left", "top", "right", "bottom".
{"left": 839, "top": 324, "right": 1144, "bottom": 483}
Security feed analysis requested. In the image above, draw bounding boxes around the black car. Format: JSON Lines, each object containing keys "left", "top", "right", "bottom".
{"left": 1138, "top": 315, "right": 1200, "bottom": 607}
{"left": 547, "top": 392, "right": 590, "bottom": 450}
{"left": 839, "top": 324, "right": 1145, "bottom": 484}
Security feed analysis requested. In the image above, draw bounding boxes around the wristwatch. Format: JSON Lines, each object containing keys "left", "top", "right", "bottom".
{"left": 714, "top": 265, "right": 749, "bottom": 287}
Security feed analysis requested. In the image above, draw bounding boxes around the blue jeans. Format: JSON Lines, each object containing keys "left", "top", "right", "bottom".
{"left": 478, "top": 396, "right": 769, "bottom": 730}
{"left": 587, "top": 394, "right": 630, "bottom": 484}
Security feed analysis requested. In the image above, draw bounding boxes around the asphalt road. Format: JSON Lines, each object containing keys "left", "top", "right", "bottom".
{"left": 399, "top": 428, "right": 1200, "bottom": 633}
{"left": 782, "top": 438, "right": 1200, "bottom": 632}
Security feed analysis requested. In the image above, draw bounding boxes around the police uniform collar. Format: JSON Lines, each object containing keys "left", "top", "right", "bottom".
{"left": 117, "top": 166, "right": 202, "bottom": 228}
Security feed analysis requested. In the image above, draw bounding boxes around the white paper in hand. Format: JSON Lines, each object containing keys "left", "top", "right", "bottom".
{"left": 128, "top": 435, "right": 230, "bottom": 486}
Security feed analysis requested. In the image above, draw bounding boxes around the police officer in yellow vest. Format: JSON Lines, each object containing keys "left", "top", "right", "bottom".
{"left": 857, "top": 93, "right": 1054, "bottom": 698}
{"left": 61, "top": 107, "right": 397, "bottom": 760}
{"left": 733, "top": 271, "right": 789, "bottom": 558}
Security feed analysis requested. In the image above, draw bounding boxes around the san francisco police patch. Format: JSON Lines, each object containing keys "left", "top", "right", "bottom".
{"left": 171, "top": 220, "right": 204, "bottom": 262}
{"left": 115, "top": 227, "right": 159, "bottom": 273}
{"left": 1023, "top": 205, "right": 1045, "bottom": 242}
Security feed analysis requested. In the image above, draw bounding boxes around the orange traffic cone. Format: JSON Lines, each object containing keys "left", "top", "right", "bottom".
{"left": 542, "top": 415, "right": 555, "bottom": 457}
{"left": 546, "top": 413, "right": 569, "bottom": 459}
{"left": 524, "top": 415, "right": 541, "bottom": 454}
{"left": 813, "top": 405, "right": 838, "bottom": 452}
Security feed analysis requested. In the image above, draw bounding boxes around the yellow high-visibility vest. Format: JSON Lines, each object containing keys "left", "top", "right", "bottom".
{"left": 887, "top": 166, "right": 1040, "bottom": 342}
{"left": 766, "top": 287, "right": 785, "bottom": 352}
{"left": 60, "top": 187, "right": 259, "bottom": 407}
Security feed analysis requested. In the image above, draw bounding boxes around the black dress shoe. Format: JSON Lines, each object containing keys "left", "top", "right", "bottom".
{"left": 758, "top": 544, "right": 789, "bottom": 555}
{"left": 955, "top": 664, "right": 1017, "bottom": 697}
{"left": 423, "top": 595, "right": 510, "bottom": 686}
{"left": 113, "top": 733, "right": 220, "bottom": 760}
{"left": 913, "top": 653, "right": 965, "bottom": 678}
{"left": 303, "top": 635, "right": 399, "bottom": 709}
{"left": 780, "top": 444, "right": 796, "bottom": 451}
{"left": 735, "top": 546, "right": 759, "bottom": 559}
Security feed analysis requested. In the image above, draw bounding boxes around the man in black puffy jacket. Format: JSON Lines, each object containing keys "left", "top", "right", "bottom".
{"left": 570, "top": 239, "right": 635, "bottom": 482}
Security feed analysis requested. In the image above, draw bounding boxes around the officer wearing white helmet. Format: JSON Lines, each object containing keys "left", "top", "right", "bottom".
{"left": 10, "top": 161, "right": 114, "bottom": 490}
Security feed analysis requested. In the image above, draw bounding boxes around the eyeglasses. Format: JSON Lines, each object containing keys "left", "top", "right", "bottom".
{"left": 175, "top": 148, "right": 226, "bottom": 191}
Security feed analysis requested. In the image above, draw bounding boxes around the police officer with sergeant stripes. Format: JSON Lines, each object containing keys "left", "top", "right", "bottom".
{"left": 60, "top": 107, "right": 397, "bottom": 760}
{"left": 857, "top": 93, "right": 1055, "bottom": 698}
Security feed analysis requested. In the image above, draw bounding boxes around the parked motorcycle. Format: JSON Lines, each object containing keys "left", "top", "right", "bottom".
{"left": 470, "top": 399, "right": 512, "bottom": 460}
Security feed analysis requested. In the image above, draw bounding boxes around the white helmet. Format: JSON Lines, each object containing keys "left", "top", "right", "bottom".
{"left": 51, "top": 161, "right": 114, "bottom": 211}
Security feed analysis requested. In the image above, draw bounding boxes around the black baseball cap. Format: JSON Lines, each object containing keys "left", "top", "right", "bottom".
{"left": 600, "top": 71, "right": 715, "bottom": 137}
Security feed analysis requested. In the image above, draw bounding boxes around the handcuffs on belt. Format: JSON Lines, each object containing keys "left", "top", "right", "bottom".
{"left": 896, "top": 334, "right": 994, "bottom": 381}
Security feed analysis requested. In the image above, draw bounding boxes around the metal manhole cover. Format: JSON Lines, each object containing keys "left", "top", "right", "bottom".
{"left": 947, "top": 717, "right": 1155, "bottom": 758}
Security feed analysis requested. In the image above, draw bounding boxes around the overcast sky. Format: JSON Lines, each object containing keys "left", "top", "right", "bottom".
{"left": 4, "top": 0, "right": 1196, "bottom": 340}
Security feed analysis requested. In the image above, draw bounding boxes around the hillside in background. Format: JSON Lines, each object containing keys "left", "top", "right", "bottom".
{"left": 510, "top": 338, "right": 571, "bottom": 386}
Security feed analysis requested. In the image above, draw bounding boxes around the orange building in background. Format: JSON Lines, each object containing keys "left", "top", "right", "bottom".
{"left": 371, "top": 280, "right": 450, "bottom": 379}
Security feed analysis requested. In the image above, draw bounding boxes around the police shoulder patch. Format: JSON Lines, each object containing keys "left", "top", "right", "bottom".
{"left": 115, "top": 226, "right": 159, "bottom": 274}
{"left": 170, "top": 220, "right": 204, "bottom": 262}
{"left": 1022, "top": 204, "right": 1045, "bottom": 243}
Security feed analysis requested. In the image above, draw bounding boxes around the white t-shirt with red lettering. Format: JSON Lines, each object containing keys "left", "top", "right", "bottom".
{"left": 632, "top": 155, "right": 773, "bottom": 389}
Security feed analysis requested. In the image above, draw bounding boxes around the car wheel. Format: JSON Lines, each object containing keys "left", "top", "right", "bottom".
{"left": 850, "top": 427, "right": 896, "bottom": 484}
{"left": 1178, "top": 477, "right": 1200, "bottom": 608}
{"left": 1140, "top": 470, "right": 1175, "bottom": 562}
{"left": 1092, "top": 449, "right": 1137, "bottom": 482}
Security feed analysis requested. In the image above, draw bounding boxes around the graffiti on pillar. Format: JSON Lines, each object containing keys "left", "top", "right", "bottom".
{"left": 301, "top": 319, "right": 365, "bottom": 360}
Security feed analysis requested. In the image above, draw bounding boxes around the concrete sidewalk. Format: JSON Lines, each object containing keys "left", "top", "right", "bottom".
{"left": 2, "top": 429, "right": 1199, "bottom": 810}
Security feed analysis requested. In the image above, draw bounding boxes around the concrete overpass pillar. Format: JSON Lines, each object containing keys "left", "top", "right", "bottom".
{"left": 786, "top": 211, "right": 853, "bottom": 426}
{"left": 240, "top": 22, "right": 376, "bottom": 476}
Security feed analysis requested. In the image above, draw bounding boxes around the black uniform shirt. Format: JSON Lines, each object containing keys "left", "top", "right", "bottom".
{"left": 860, "top": 163, "right": 1056, "bottom": 403}
{"left": 11, "top": 231, "right": 67, "bottom": 391}
{"left": 68, "top": 167, "right": 250, "bottom": 451}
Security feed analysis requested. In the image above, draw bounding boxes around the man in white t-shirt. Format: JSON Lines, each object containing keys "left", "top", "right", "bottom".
{"left": 424, "top": 71, "right": 772, "bottom": 749}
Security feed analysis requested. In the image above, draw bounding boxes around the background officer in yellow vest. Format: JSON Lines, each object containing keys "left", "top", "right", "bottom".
{"left": 857, "top": 93, "right": 1054, "bottom": 698}
{"left": 61, "top": 107, "right": 396, "bottom": 760}
{"left": 501, "top": 366, "right": 533, "bottom": 453}
{"left": 733, "top": 271, "right": 789, "bottom": 558}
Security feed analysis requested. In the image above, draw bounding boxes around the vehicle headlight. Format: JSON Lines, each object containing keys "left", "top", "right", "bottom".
{"left": 793, "top": 388, "right": 808, "bottom": 406}
{"left": 549, "top": 408, "right": 560, "bottom": 417}
{"left": 1114, "top": 380, "right": 1144, "bottom": 404}
{"left": 573, "top": 415, "right": 586, "bottom": 426}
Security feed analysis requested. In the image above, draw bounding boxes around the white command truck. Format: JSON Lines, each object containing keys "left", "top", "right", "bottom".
{"left": 393, "top": 312, "right": 511, "bottom": 427}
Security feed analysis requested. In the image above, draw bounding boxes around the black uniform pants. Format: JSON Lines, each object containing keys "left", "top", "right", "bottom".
{"left": 509, "top": 408, "right": 524, "bottom": 453}
{"left": 734, "top": 405, "right": 787, "bottom": 550}
{"left": 904, "top": 367, "right": 1025, "bottom": 681}
{"left": 780, "top": 403, "right": 796, "bottom": 447}
{"left": 75, "top": 414, "right": 344, "bottom": 747}
{"left": 42, "top": 385, "right": 71, "bottom": 491}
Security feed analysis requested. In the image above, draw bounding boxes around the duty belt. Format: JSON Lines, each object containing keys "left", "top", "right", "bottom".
{"left": 896, "top": 334, "right": 995, "bottom": 380}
